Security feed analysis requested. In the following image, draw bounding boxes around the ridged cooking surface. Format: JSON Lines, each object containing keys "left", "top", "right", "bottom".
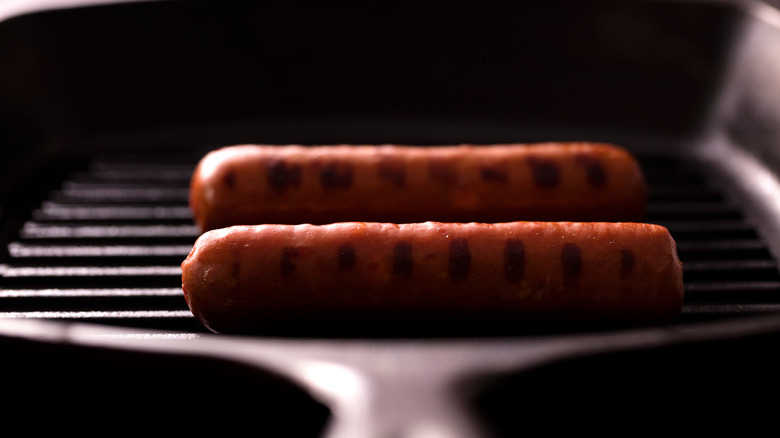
{"left": 1, "top": 152, "right": 779, "bottom": 334}
{"left": 0, "top": 155, "right": 202, "bottom": 332}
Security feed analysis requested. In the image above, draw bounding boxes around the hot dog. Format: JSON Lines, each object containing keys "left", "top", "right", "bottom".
{"left": 181, "top": 221, "right": 683, "bottom": 334}
{"left": 189, "top": 143, "right": 647, "bottom": 232}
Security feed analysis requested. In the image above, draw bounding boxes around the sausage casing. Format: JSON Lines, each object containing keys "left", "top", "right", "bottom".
{"left": 189, "top": 143, "right": 647, "bottom": 232}
{"left": 181, "top": 221, "right": 683, "bottom": 333}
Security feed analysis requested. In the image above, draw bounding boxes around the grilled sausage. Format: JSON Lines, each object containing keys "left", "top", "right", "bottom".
{"left": 181, "top": 221, "right": 683, "bottom": 334}
{"left": 189, "top": 143, "right": 647, "bottom": 232}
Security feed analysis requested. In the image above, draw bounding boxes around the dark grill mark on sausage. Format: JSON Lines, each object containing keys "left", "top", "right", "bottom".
{"left": 338, "top": 243, "right": 357, "bottom": 270}
{"left": 448, "top": 238, "right": 471, "bottom": 281}
{"left": 481, "top": 165, "right": 508, "bottom": 183}
{"left": 528, "top": 158, "right": 560, "bottom": 188}
{"left": 576, "top": 155, "right": 607, "bottom": 187}
{"left": 393, "top": 241, "right": 413, "bottom": 278}
{"left": 620, "top": 248, "right": 635, "bottom": 276}
{"left": 504, "top": 239, "right": 525, "bottom": 283}
{"left": 280, "top": 247, "right": 300, "bottom": 276}
{"left": 561, "top": 243, "right": 582, "bottom": 280}
{"left": 267, "top": 159, "right": 302, "bottom": 192}
{"left": 223, "top": 171, "right": 236, "bottom": 189}
{"left": 378, "top": 158, "right": 406, "bottom": 187}
{"left": 320, "top": 162, "right": 354, "bottom": 189}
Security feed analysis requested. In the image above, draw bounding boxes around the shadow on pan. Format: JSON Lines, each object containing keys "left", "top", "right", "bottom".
{"left": 0, "top": 332, "right": 332, "bottom": 436}
{"left": 465, "top": 325, "right": 780, "bottom": 436}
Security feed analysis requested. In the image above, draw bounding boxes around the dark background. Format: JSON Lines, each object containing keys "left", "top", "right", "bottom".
{"left": 0, "top": 0, "right": 740, "bottom": 154}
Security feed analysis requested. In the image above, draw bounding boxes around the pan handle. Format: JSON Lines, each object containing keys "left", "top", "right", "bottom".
{"left": 299, "top": 359, "right": 487, "bottom": 438}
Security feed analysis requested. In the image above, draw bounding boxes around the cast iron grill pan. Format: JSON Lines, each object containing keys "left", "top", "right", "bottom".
{"left": 4, "top": 147, "right": 780, "bottom": 438}
{"left": 1, "top": 148, "right": 778, "bottom": 335}
{"left": 3, "top": 1, "right": 780, "bottom": 436}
